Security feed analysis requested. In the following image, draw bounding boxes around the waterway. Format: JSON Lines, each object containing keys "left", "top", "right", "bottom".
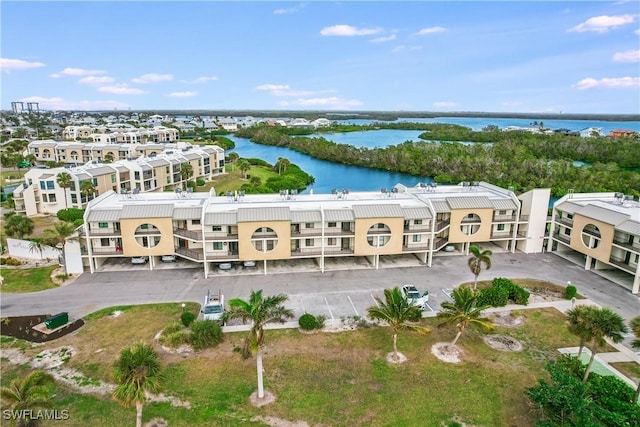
{"left": 226, "top": 116, "right": 639, "bottom": 194}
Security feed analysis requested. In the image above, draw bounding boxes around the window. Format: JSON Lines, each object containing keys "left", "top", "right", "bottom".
{"left": 100, "top": 238, "right": 110, "bottom": 246}
{"left": 71, "top": 194, "right": 77, "bottom": 203}
{"left": 564, "top": 228, "right": 571, "bottom": 236}
{"left": 378, "top": 223, "right": 386, "bottom": 229}
{"left": 499, "top": 210, "right": 506, "bottom": 215}
{"left": 305, "top": 223, "right": 314, "bottom": 229}
{"left": 414, "top": 219, "right": 422, "bottom": 225}
{"left": 412, "top": 235, "right": 421, "bottom": 242}
{"left": 213, "top": 242, "right": 223, "bottom": 250}
{"left": 266, "top": 240, "right": 275, "bottom": 250}
{"left": 328, "top": 238, "right": 336, "bottom": 245}
{"left": 141, "top": 224, "right": 149, "bottom": 229}
{"left": 46, "top": 181, "right": 54, "bottom": 190}
{"left": 166, "top": 177, "right": 170, "bottom": 184}
{"left": 305, "top": 239, "right": 314, "bottom": 246}
{"left": 212, "top": 226, "right": 222, "bottom": 232}
{"left": 40, "top": 181, "right": 46, "bottom": 190}
{"left": 328, "top": 222, "right": 337, "bottom": 228}
{"left": 70, "top": 182, "right": 76, "bottom": 191}
{"left": 567, "top": 214, "right": 573, "bottom": 220}
{"left": 497, "top": 224, "right": 505, "bottom": 231}
{"left": 99, "top": 222, "right": 109, "bottom": 228}
{"left": 192, "top": 219, "right": 201, "bottom": 225}
{"left": 111, "top": 174, "right": 116, "bottom": 183}
{"left": 134, "top": 171, "right": 140, "bottom": 180}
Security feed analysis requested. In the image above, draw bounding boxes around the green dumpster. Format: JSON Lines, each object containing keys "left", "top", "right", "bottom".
{"left": 44, "top": 312, "right": 68, "bottom": 330}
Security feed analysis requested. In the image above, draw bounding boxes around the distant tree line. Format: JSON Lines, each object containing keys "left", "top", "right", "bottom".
{"left": 235, "top": 124, "right": 640, "bottom": 198}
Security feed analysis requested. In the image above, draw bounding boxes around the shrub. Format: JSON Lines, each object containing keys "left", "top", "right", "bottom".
{"left": 565, "top": 285, "right": 577, "bottom": 300}
{"left": 160, "top": 330, "right": 190, "bottom": 348}
{"left": 298, "top": 313, "right": 317, "bottom": 330}
{"left": 181, "top": 311, "right": 196, "bottom": 327}
{"left": 186, "top": 180, "right": 196, "bottom": 190}
{"left": 161, "top": 320, "right": 183, "bottom": 336}
{"left": 190, "top": 320, "right": 223, "bottom": 350}
{"left": 73, "top": 218, "right": 84, "bottom": 227}
{"left": 489, "top": 277, "right": 530, "bottom": 306}
{"left": 511, "top": 286, "right": 530, "bottom": 305}
{"left": 195, "top": 178, "right": 206, "bottom": 186}
{"left": 56, "top": 208, "right": 85, "bottom": 223}
{"left": 0, "top": 257, "right": 22, "bottom": 266}
{"left": 477, "top": 285, "right": 509, "bottom": 307}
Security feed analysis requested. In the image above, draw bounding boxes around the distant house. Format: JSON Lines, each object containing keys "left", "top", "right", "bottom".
{"left": 311, "top": 118, "right": 332, "bottom": 128}
{"left": 579, "top": 127, "right": 603, "bottom": 138}
{"left": 289, "top": 118, "right": 313, "bottom": 129}
{"left": 609, "top": 129, "right": 636, "bottom": 138}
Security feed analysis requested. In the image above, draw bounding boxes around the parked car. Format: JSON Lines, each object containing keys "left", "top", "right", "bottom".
{"left": 131, "top": 256, "right": 148, "bottom": 265}
{"left": 218, "top": 262, "right": 232, "bottom": 270}
{"left": 243, "top": 260, "right": 256, "bottom": 268}
{"left": 161, "top": 255, "right": 176, "bottom": 263}
{"left": 400, "top": 284, "right": 429, "bottom": 310}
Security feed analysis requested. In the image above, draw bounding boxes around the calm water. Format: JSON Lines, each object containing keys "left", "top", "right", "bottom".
{"left": 228, "top": 116, "right": 639, "bottom": 194}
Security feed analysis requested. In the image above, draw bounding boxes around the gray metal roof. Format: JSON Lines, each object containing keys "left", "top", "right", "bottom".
{"left": 38, "top": 173, "right": 54, "bottom": 180}
{"left": 147, "top": 159, "right": 170, "bottom": 167}
{"left": 616, "top": 220, "right": 640, "bottom": 235}
{"left": 75, "top": 173, "right": 91, "bottom": 181}
{"left": 86, "top": 166, "right": 116, "bottom": 176}
{"left": 237, "top": 206, "right": 290, "bottom": 222}
{"left": 139, "top": 164, "right": 152, "bottom": 171}
{"left": 352, "top": 204, "right": 403, "bottom": 218}
{"left": 173, "top": 207, "right": 202, "bottom": 220}
{"left": 576, "top": 205, "right": 630, "bottom": 226}
{"left": 431, "top": 200, "right": 451, "bottom": 213}
{"left": 290, "top": 210, "right": 322, "bottom": 223}
{"left": 491, "top": 198, "right": 518, "bottom": 211}
{"left": 87, "top": 209, "right": 122, "bottom": 222}
{"left": 116, "top": 166, "right": 128, "bottom": 173}
{"left": 324, "top": 209, "right": 354, "bottom": 222}
{"left": 446, "top": 196, "right": 494, "bottom": 209}
{"left": 555, "top": 201, "right": 581, "bottom": 214}
{"left": 121, "top": 204, "right": 174, "bottom": 219}
{"left": 183, "top": 153, "right": 201, "bottom": 160}
{"left": 402, "top": 207, "right": 433, "bottom": 220}
{"left": 204, "top": 212, "right": 237, "bottom": 225}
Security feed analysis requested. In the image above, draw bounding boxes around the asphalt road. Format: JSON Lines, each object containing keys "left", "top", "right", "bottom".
{"left": 2, "top": 253, "right": 638, "bottom": 326}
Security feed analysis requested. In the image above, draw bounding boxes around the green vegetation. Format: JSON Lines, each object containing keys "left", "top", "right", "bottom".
{"left": 0, "top": 265, "right": 58, "bottom": 293}
{"left": 437, "top": 286, "right": 494, "bottom": 347}
{"left": 236, "top": 124, "right": 640, "bottom": 197}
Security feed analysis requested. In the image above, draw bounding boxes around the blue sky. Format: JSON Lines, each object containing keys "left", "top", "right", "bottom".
{"left": 1, "top": 1, "right": 639, "bottom": 113}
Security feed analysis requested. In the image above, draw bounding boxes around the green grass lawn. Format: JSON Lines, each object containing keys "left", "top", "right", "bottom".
{"left": 200, "top": 165, "right": 277, "bottom": 194}
{"left": 0, "top": 303, "right": 589, "bottom": 427}
{"left": 0, "top": 265, "right": 58, "bottom": 292}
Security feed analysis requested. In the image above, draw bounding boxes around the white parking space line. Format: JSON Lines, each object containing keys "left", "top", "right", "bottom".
{"left": 370, "top": 294, "right": 380, "bottom": 307}
{"left": 424, "top": 301, "right": 436, "bottom": 312}
{"left": 347, "top": 295, "right": 359, "bottom": 317}
{"left": 441, "top": 288, "right": 454, "bottom": 301}
{"left": 324, "top": 297, "right": 334, "bottom": 320}
{"left": 300, "top": 299, "right": 306, "bottom": 314}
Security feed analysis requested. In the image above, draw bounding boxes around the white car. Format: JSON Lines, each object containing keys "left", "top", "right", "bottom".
{"left": 218, "top": 262, "right": 232, "bottom": 270}
{"left": 243, "top": 261, "right": 256, "bottom": 268}
{"left": 130, "top": 256, "right": 148, "bottom": 265}
{"left": 161, "top": 255, "right": 176, "bottom": 263}
{"left": 400, "top": 284, "right": 429, "bottom": 310}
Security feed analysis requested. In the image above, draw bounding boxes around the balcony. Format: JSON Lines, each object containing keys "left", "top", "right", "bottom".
{"left": 554, "top": 233, "right": 571, "bottom": 245}
{"left": 518, "top": 215, "right": 530, "bottom": 222}
{"left": 556, "top": 217, "right": 574, "bottom": 227}
{"left": 434, "top": 238, "right": 449, "bottom": 250}
{"left": 612, "top": 239, "right": 640, "bottom": 253}
{"left": 206, "top": 233, "right": 238, "bottom": 241}
{"left": 88, "top": 229, "right": 121, "bottom": 237}
{"left": 402, "top": 244, "right": 431, "bottom": 252}
{"left": 176, "top": 247, "right": 204, "bottom": 261}
{"left": 291, "top": 249, "right": 323, "bottom": 257}
{"left": 434, "top": 220, "right": 450, "bottom": 232}
{"left": 493, "top": 214, "right": 517, "bottom": 222}
{"left": 174, "top": 228, "right": 202, "bottom": 240}
{"left": 490, "top": 231, "right": 513, "bottom": 239}
{"left": 608, "top": 258, "right": 636, "bottom": 274}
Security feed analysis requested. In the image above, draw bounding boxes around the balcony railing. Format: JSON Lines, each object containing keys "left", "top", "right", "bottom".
{"left": 402, "top": 244, "right": 431, "bottom": 252}
{"left": 490, "top": 232, "right": 513, "bottom": 239}
{"left": 556, "top": 217, "right": 574, "bottom": 227}
{"left": 608, "top": 258, "right": 636, "bottom": 274}
{"left": 434, "top": 221, "right": 450, "bottom": 232}
{"left": 554, "top": 233, "right": 571, "bottom": 245}
{"left": 493, "top": 214, "right": 517, "bottom": 222}
{"left": 612, "top": 239, "right": 640, "bottom": 253}
{"left": 173, "top": 228, "right": 202, "bottom": 240}
{"left": 87, "top": 229, "right": 121, "bottom": 236}
{"left": 176, "top": 247, "right": 204, "bottom": 260}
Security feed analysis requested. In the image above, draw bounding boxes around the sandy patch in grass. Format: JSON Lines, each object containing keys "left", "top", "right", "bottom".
{"left": 431, "top": 342, "right": 463, "bottom": 363}
{"left": 483, "top": 334, "right": 524, "bottom": 352}
{"left": 491, "top": 311, "right": 525, "bottom": 328}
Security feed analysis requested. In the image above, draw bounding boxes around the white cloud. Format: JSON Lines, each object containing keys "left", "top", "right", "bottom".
{"left": 180, "top": 76, "right": 219, "bottom": 84}
{"left": 613, "top": 49, "right": 640, "bottom": 62}
{"left": 78, "top": 76, "right": 115, "bottom": 85}
{"left": 413, "top": 26, "right": 446, "bottom": 36}
{"left": 572, "top": 76, "right": 640, "bottom": 89}
{"left": 131, "top": 73, "right": 173, "bottom": 84}
{"left": 19, "top": 96, "right": 130, "bottom": 111}
{"left": 97, "top": 84, "right": 146, "bottom": 95}
{"left": 273, "top": 3, "right": 305, "bottom": 15}
{"left": 256, "top": 84, "right": 290, "bottom": 91}
{"left": 289, "top": 96, "right": 364, "bottom": 109}
{"left": 391, "top": 45, "right": 423, "bottom": 53}
{"left": 50, "top": 67, "right": 106, "bottom": 78}
{"left": 320, "top": 25, "right": 382, "bottom": 37}
{"left": 433, "top": 101, "right": 457, "bottom": 108}
{"left": 370, "top": 34, "right": 397, "bottom": 43}
{"left": 167, "top": 91, "right": 197, "bottom": 97}
{"left": 1, "top": 58, "right": 46, "bottom": 73}
{"left": 636, "top": 28, "right": 640, "bottom": 35}
{"left": 567, "top": 14, "right": 637, "bottom": 33}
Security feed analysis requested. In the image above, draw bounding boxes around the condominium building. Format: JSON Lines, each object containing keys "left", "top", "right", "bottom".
{"left": 13, "top": 144, "right": 225, "bottom": 216}
{"left": 79, "top": 182, "right": 553, "bottom": 277}
{"left": 549, "top": 191, "right": 640, "bottom": 293}
{"left": 62, "top": 125, "right": 179, "bottom": 143}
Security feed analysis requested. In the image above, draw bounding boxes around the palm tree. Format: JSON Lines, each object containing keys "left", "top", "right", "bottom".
{"left": 0, "top": 370, "right": 53, "bottom": 427}
{"left": 249, "top": 176, "right": 262, "bottom": 187}
{"left": 43, "top": 222, "right": 78, "bottom": 275}
{"left": 581, "top": 307, "right": 627, "bottom": 383}
{"left": 224, "top": 289, "right": 293, "bottom": 399}
{"left": 237, "top": 159, "right": 251, "bottom": 179}
{"left": 112, "top": 343, "right": 162, "bottom": 427}
{"left": 56, "top": 172, "right": 72, "bottom": 209}
{"left": 367, "top": 287, "right": 431, "bottom": 362}
{"left": 180, "top": 162, "right": 194, "bottom": 190}
{"left": 467, "top": 245, "right": 492, "bottom": 291}
{"left": 226, "top": 152, "right": 239, "bottom": 171}
{"left": 629, "top": 316, "right": 640, "bottom": 403}
{"left": 3, "top": 214, "right": 35, "bottom": 239}
{"left": 437, "top": 286, "right": 494, "bottom": 348}
{"left": 275, "top": 157, "right": 290, "bottom": 175}
{"left": 566, "top": 305, "right": 596, "bottom": 357}
{"left": 28, "top": 238, "right": 47, "bottom": 260}
{"left": 80, "top": 180, "right": 96, "bottom": 204}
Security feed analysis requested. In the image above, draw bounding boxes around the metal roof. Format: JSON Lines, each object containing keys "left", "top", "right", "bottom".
{"left": 75, "top": 173, "right": 91, "bottom": 181}
{"left": 182, "top": 153, "right": 201, "bottom": 160}
{"left": 431, "top": 200, "right": 450, "bottom": 213}
{"left": 576, "top": 205, "right": 630, "bottom": 226}
{"left": 446, "top": 196, "right": 494, "bottom": 209}
{"left": 204, "top": 212, "right": 237, "bottom": 225}
{"left": 352, "top": 204, "right": 403, "bottom": 218}
{"left": 402, "top": 207, "right": 433, "bottom": 219}
{"left": 237, "top": 206, "right": 290, "bottom": 222}
{"left": 121, "top": 204, "right": 174, "bottom": 219}
{"left": 86, "top": 166, "right": 116, "bottom": 176}
{"left": 139, "top": 164, "right": 152, "bottom": 171}
{"left": 616, "top": 220, "right": 640, "bottom": 235}
{"left": 555, "top": 201, "right": 581, "bottom": 214}
{"left": 147, "top": 159, "right": 170, "bottom": 167}
{"left": 291, "top": 210, "right": 322, "bottom": 223}
{"left": 491, "top": 198, "right": 518, "bottom": 211}
{"left": 38, "top": 173, "right": 54, "bottom": 180}
{"left": 324, "top": 209, "right": 354, "bottom": 221}
{"left": 173, "top": 207, "right": 202, "bottom": 220}
{"left": 87, "top": 209, "right": 122, "bottom": 222}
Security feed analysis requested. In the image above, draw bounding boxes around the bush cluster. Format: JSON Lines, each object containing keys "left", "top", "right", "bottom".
{"left": 0, "top": 257, "right": 22, "bottom": 266}
{"left": 477, "top": 277, "right": 530, "bottom": 307}
{"left": 159, "top": 316, "right": 223, "bottom": 350}
{"left": 56, "top": 208, "right": 85, "bottom": 223}
{"left": 195, "top": 178, "right": 206, "bottom": 187}
{"left": 181, "top": 311, "right": 196, "bottom": 327}
{"left": 298, "top": 313, "right": 326, "bottom": 330}
{"left": 565, "top": 284, "right": 578, "bottom": 299}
